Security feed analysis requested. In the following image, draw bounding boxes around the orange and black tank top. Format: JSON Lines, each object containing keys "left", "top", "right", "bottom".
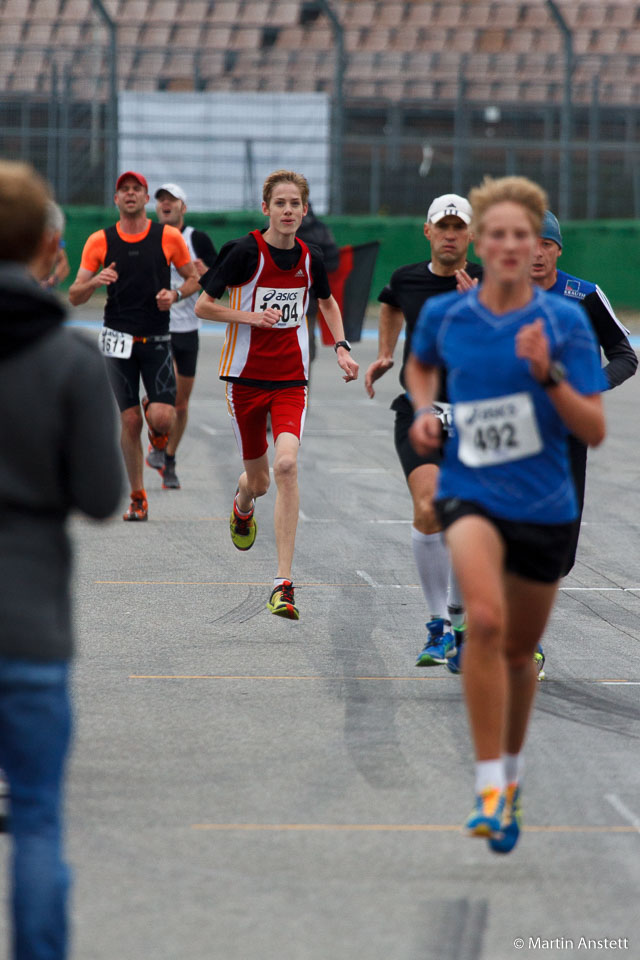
{"left": 103, "top": 221, "right": 171, "bottom": 336}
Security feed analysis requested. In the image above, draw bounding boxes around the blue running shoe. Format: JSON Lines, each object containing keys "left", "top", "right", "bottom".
{"left": 446, "top": 626, "right": 465, "bottom": 674}
{"left": 416, "top": 618, "right": 454, "bottom": 667}
{"left": 534, "top": 644, "right": 545, "bottom": 681}
{"left": 489, "top": 782, "right": 522, "bottom": 854}
{"left": 465, "top": 786, "right": 505, "bottom": 838}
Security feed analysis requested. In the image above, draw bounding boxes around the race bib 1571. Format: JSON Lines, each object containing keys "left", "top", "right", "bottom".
{"left": 99, "top": 326, "right": 133, "bottom": 358}
{"left": 454, "top": 391, "right": 542, "bottom": 467}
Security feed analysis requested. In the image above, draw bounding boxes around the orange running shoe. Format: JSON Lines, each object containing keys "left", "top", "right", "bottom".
{"left": 123, "top": 489, "right": 148, "bottom": 521}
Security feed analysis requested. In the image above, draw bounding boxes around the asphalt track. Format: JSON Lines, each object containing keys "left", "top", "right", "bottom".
{"left": 1, "top": 311, "right": 639, "bottom": 960}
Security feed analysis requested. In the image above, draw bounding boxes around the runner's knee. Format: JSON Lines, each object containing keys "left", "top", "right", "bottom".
{"left": 466, "top": 601, "right": 503, "bottom": 649}
{"left": 412, "top": 496, "right": 440, "bottom": 534}
{"left": 148, "top": 404, "right": 174, "bottom": 434}
{"left": 273, "top": 453, "right": 298, "bottom": 484}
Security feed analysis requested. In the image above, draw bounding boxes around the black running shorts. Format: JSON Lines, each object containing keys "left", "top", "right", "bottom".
{"left": 392, "top": 392, "right": 443, "bottom": 479}
{"left": 105, "top": 339, "right": 176, "bottom": 412}
{"left": 171, "top": 330, "right": 199, "bottom": 379}
{"left": 435, "top": 498, "right": 573, "bottom": 584}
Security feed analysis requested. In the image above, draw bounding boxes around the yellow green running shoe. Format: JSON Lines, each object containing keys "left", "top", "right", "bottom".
{"left": 229, "top": 495, "right": 256, "bottom": 551}
{"left": 267, "top": 580, "right": 299, "bottom": 620}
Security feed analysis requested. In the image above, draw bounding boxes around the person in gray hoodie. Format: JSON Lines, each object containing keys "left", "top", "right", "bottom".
{"left": 0, "top": 160, "right": 122, "bottom": 960}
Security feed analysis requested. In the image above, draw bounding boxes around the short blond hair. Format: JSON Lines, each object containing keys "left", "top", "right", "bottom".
{"left": 0, "top": 160, "right": 50, "bottom": 262}
{"left": 262, "top": 169, "right": 309, "bottom": 207}
{"left": 469, "top": 175, "right": 547, "bottom": 237}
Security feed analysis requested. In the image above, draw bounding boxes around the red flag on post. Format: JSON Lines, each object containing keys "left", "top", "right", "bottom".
{"left": 317, "top": 241, "right": 380, "bottom": 345}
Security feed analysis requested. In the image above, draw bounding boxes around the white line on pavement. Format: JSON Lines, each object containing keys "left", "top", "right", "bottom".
{"left": 605, "top": 795, "right": 640, "bottom": 834}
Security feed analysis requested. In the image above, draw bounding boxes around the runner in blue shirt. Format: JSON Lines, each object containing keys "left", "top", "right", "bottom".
{"left": 406, "top": 175, "right": 606, "bottom": 854}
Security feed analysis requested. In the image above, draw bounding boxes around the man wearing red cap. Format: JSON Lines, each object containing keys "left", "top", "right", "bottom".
{"left": 69, "top": 172, "right": 199, "bottom": 521}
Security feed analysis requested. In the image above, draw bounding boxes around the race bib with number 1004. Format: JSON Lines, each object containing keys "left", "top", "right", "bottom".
{"left": 256, "top": 287, "right": 306, "bottom": 328}
{"left": 454, "top": 391, "right": 543, "bottom": 468}
{"left": 99, "top": 326, "right": 134, "bottom": 358}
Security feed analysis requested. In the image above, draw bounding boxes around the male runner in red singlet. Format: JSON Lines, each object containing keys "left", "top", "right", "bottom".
{"left": 196, "top": 169, "right": 359, "bottom": 620}
{"left": 69, "top": 171, "right": 199, "bottom": 521}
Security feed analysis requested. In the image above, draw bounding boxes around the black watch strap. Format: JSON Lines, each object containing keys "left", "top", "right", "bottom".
{"left": 334, "top": 339, "right": 351, "bottom": 352}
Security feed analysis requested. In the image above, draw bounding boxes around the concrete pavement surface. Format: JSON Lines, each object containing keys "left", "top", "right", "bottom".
{"left": 1, "top": 313, "right": 639, "bottom": 960}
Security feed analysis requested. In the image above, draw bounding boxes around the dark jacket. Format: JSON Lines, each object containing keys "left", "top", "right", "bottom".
{"left": 0, "top": 264, "right": 122, "bottom": 661}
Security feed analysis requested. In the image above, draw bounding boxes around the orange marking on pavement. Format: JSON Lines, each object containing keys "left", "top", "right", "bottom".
{"left": 96, "top": 580, "right": 371, "bottom": 586}
{"left": 190, "top": 823, "right": 637, "bottom": 833}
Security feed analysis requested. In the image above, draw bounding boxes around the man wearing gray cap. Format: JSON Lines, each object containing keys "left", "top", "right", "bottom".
{"left": 530, "top": 209, "right": 637, "bottom": 677}
{"left": 365, "top": 194, "right": 482, "bottom": 673}
{"left": 153, "top": 183, "right": 217, "bottom": 489}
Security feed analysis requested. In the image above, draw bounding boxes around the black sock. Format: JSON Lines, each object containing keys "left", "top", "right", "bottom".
{"left": 165, "top": 453, "right": 175, "bottom": 465}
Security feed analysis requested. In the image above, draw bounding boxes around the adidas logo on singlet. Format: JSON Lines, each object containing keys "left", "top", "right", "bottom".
{"left": 295, "top": 269, "right": 305, "bottom": 277}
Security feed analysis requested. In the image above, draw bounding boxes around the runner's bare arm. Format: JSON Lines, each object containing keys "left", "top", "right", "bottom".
{"left": 316, "top": 294, "right": 359, "bottom": 382}
{"left": 156, "top": 261, "right": 200, "bottom": 311}
{"left": 404, "top": 354, "right": 442, "bottom": 455}
{"left": 194, "top": 291, "right": 280, "bottom": 328}
{"left": 365, "top": 303, "right": 404, "bottom": 397}
{"left": 68, "top": 263, "right": 118, "bottom": 306}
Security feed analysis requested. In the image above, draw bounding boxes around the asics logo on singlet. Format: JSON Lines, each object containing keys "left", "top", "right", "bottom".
{"left": 260, "top": 290, "right": 300, "bottom": 302}
{"left": 465, "top": 400, "right": 518, "bottom": 425}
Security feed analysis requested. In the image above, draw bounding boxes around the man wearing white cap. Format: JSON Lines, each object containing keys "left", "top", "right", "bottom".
{"left": 152, "top": 183, "right": 217, "bottom": 489}
{"left": 365, "top": 194, "right": 482, "bottom": 672}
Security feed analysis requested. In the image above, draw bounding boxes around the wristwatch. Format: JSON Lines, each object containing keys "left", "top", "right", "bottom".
{"left": 540, "top": 361, "right": 567, "bottom": 388}
{"left": 174, "top": 288, "right": 183, "bottom": 302}
{"left": 334, "top": 339, "right": 351, "bottom": 353}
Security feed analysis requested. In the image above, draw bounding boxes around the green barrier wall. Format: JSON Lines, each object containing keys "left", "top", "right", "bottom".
{"left": 62, "top": 208, "right": 640, "bottom": 310}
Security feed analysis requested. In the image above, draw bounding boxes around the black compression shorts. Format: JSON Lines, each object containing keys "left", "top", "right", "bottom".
{"left": 171, "top": 330, "right": 199, "bottom": 379}
{"left": 392, "top": 392, "right": 443, "bottom": 478}
{"left": 105, "top": 339, "right": 176, "bottom": 412}
{"left": 435, "top": 498, "right": 573, "bottom": 584}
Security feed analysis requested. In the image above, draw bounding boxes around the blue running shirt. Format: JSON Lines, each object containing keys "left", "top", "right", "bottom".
{"left": 411, "top": 286, "right": 607, "bottom": 523}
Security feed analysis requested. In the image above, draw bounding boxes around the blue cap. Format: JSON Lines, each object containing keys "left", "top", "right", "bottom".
{"left": 540, "top": 210, "right": 562, "bottom": 248}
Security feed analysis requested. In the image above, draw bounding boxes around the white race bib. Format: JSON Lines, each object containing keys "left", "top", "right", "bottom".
{"left": 256, "top": 286, "right": 305, "bottom": 328}
{"left": 99, "top": 326, "right": 133, "bottom": 358}
{"left": 454, "top": 391, "right": 542, "bottom": 467}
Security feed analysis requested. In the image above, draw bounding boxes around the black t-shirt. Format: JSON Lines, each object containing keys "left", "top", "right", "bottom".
{"left": 188, "top": 227, "right": 217, "bottom": 266}
{"left": 200, "top": 232, "right": 331, "bottom": 300}
{"left": 378, "top": 259, "right": 484, "bottom": 390}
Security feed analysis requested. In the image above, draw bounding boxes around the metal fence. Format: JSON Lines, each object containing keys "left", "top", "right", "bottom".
{"left": 2, "top": 1, "right": 640, "bottom": 218}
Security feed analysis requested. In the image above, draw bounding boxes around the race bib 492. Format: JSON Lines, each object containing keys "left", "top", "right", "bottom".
{"left": 454, "top": 391, "right": 542, "bottom": 467}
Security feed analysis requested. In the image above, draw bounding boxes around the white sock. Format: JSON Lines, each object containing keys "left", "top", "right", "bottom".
{"left": 503, "top": 752, "right": 525, "bottom": 785}
{"left": 447, "top": 568, "right": 465, "bottom": 630}
{"left": 474, "top": 759, "right": 506, "bottom": 794}
{"left": 234, "top": 494, "right": 253, "bottom": 518}
{"left": 411, "top": 528, "right": 449, "bottom": 621}
{"left": 273, "top": 577, "right": 291, "bottom": 589}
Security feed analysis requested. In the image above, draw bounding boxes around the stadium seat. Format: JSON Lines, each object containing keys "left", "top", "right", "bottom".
{"left": 238, "top": 1, "right": 271, "bottom": 25}
{"left": 269, "top": 2, "right": 299, "bottom": 26}
{"left": 431, "top": 3, "right": 463, "bottom": 28}
{"left": 208, "top": 1, "right": 241, "bottom": 22}
{"left": 376, "top": 3, "right": 404, "bottom": 27}
{"left": 477, "top": 29, "right": 507, "bottom": 53}
{"left": 404, "top": 2, "right": 434, "bottom": 27}
{"left": 343, "top": 1, "right": 377, "bottom": 26}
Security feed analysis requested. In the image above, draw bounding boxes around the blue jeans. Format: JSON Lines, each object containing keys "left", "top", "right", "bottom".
{"left": 0, "top": 658, "right": 72, "bottom": 960}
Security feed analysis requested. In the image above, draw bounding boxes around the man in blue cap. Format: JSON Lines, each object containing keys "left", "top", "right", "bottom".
{"left": 531, "top": 210, "right": 637, "bottom": 677}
